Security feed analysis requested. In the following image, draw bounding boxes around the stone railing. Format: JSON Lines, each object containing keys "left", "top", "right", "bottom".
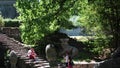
{"left": 72, "top": 61, "right": 98, "bottom": 68}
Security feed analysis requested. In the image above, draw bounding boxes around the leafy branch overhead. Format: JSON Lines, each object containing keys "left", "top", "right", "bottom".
{"left": 15, "top": 0, "right": 80, "bottom": 44}
{"left": 15, "top": 0, "right": 120, "bottom": 49}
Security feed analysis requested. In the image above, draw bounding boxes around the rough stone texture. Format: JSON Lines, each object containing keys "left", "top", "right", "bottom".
{"left": 0, "top": 27, "right": 21, "bottom": 40}
{"left": 0, "top": 34, "right": 27, "bottom": 55}
{"left": 45, "top": 44, "right": 57, "bottom": 62}
{"left": 9, "top": 50, "right": 18, "bottom": 68}
{"left": 0, "top": 34, "right": 50, "bottom": 68}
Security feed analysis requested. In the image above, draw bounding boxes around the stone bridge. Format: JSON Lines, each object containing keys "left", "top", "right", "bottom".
{"left": 0, "top": 31, "right": 102, "bottom": 68}
{"left": 0, "top": 34, "right": 98, "bottom": 68}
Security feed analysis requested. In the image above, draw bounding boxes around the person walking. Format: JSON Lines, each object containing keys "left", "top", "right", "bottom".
{"left": 67, "top": 56, "right": 74, "bottom": 68}
{"left": 64, "top": 52, "right": 69, "bottom": 67}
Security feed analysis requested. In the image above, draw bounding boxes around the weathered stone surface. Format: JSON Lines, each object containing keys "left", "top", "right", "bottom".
{"left": 0, "top": 34, "right": 50, "bottom": 68}
{"left": 45, "top": 44, "right": 57, "bottom": 62}
{"left": 9, "top": 50, "right": 18, "bottom": 68}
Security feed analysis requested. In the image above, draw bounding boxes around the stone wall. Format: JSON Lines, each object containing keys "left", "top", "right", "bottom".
{"left": 0, "top": 27, "right": 20, "bottom": 40}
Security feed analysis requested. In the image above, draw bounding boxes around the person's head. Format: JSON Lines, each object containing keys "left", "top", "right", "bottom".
{"left": 30, "top": 48, "right": 33, "bottom": 50}
{"left": 66, "top": 51, "right": 71, "bottom": 55}
{"left": 31, "top": 48, "right": 35, "bottom": 52}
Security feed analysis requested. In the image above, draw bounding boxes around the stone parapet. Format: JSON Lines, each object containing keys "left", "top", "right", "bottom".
{"left": 0, "top": 27, "right": 20, "bottom": 40}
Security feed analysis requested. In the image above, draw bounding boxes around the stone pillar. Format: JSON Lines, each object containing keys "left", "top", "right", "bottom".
{"left": 45, "top": 44, "right": 57, "bottom": 66}
{"left": 9, "top": 50, "right": 18, "bottom": 68}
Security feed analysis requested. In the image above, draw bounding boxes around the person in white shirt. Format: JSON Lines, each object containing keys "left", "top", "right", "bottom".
{"left": 63, "top": 52, "right": 69, "bottom": 67}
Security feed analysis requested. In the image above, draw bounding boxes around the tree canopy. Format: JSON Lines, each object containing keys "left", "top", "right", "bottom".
{"left": 15, "top": 0, "right": 81, "bottom": 44}
{"left": 15, "top": 0, "right": 120, "bottom": 49}
{"left": 78, "top": 0, "right": 120, "bottom": 48}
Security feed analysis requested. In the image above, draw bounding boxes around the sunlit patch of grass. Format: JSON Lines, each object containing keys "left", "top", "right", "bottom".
{"left": 69, "top": 36, "right": 96, "bottom": 42}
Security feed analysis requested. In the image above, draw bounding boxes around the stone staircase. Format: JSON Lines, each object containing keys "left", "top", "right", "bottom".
{"left": 17, "top": 56, "right": 50, "bottom": 68}
{"left": 0, "top": 34, "right": 50, "bottom": 68}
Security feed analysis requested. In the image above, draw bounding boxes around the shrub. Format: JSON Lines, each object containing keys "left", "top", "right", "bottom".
{"left": 83, "top": 36, "right": 111, "bottom": 57}
{"left": 0, "top": 15, "right": 4, "bottom": 27}
{"left": 4, "top": 19, "right": 21, "bottom": 27}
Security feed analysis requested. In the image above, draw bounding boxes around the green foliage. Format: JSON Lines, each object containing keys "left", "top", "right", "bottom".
{"left": 0, "top": 15, "right": 4, "bottom": 27}
{"left": 84, "top": 36, "right": 111, "bottom": 56}
{"left": 4, "top": 19, "right": 21, "bottom": 27}
{"left": 78, "top": 0, "right": 120, "bottom": 48}
{"left": 95, "top": 0, "right": 120, "bottom": 48}
{"left": 15, "top": 0, "right": 81, "bottom": 45}
{"left": 75, "top": 52, "right": 92, "bottom": 61}
{"left": 78, "top": 0, "right": 102, "bottom": 35}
